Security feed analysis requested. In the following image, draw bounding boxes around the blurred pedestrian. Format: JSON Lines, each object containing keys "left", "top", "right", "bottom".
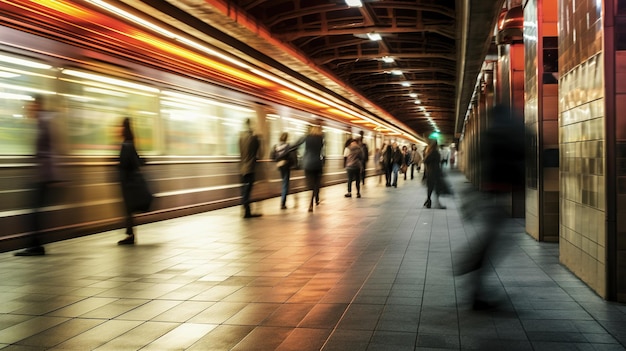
{"left": 457, "top": 104, "right": 526, "bottom": 310}
{"left": 359, "top": 130, "right": 369, "bottom": 184}
{"left": 440, "top": 145, "right": 450, "bottom": 168}
{"left": 270, "top": 132, "right": 293, "bottom": 209}
{"left": 423, "top": 139, "right": 448, "bottom": 209}
{"left": 402, "top": 145, "right": 410, "bottom": 180}
{"left": 15, "top": 95, "right": 56, "bottom": 256}
{"left": 344, "top": 138, "right": 364, "bottom": 198}
{"left": 239, "top": 119, "right": 262, "bottom": 218}
{"left": 382, "top": 142, "right": 393, "bottom": 187}
{"left": 410, "top": 144, "right": 422, "bottom": 179}
{"left": 390, "top": 142, "right": 402, "bottom": 187}
{"left": 117, "top": 117, "right": 152, "bottom": 245}
{"left": 290, "top": 124, "right": 324, "bottom": 212}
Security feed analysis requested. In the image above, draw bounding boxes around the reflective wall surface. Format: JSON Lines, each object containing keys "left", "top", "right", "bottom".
{"left": 558, "top": 0, "right": 607, "bottom": 297}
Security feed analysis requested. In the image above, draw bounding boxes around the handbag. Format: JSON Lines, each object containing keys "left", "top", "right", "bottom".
{"left": 125, "top": 171, "right": 153, "bottom": 212}
{"left": 400, "top": 164, "right": 408, "bottom": 174}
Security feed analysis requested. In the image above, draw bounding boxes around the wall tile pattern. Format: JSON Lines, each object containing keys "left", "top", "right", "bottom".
{"left": 558, "top": 0, "right": 606, "bottom": 297}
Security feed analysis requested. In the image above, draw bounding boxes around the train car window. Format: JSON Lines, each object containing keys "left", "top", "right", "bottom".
{"left": 59, "top": 69, "right": 159, "bottom": 155}
{"left": 161, "top": 91, "right": 255, "bottom": 156}
{"left": 0, "top": 52, "right": 56, "bottom": 155}
{"left": 322, "top": 126, "right": 345, "bottom": 157}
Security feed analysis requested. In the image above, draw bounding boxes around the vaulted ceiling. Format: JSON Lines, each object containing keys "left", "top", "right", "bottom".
{"left": 132, "top": 0, "right": 505, "bottom": 142}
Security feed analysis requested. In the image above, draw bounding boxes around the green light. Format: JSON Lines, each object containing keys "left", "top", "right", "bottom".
{"left": 429, "top": 131, "right": 440, "bottom": 139}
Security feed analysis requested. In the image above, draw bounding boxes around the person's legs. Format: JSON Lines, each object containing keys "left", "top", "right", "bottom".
{"left": 355, "top": 170, "right": 361, "bottom": 196}
{"left": 346, "top": 169, "right": 354, "bottom": 195}
{"left": 410, "top": 164, "right": 415, "bottom": 179}
{"left": 241, "top": 173, "right": 259, "bottom": 217}
{"left": 280, "top": 168, "right": 289, "bottom": 208}
{"left": 391, "top": 164, "right": 399, "bottom": 187}
{"left": 15, "top": 181, "right": 49, "bottom": 255}
{"left": 361, "top": 162, "right": 366, "bottom": 184}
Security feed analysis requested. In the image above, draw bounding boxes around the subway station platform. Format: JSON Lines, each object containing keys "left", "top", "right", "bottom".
{"left": 0, "top": 171, "right": 625, "bottom": 351}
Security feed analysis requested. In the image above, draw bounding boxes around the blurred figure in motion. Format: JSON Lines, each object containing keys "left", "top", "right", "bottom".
{"left": 290, "top": 124, "right": 324, "bottom": 212}
{"left": 117, "top": 117, "right": 152, "bottom": 245}
{"left": 458, "top": 104, "right": 526, "bottom": 310}
{"left": 239, "top": 119, "right": 263, "bottom": 218}
{"left": 382, "top": 142, "right": 392, "bottom": 187}
{"left": 15, "top": 95, "right": 56, "bottom": 256}
{"left": 422, "top": 139, "right": 448, "bottom": 209}
{"left": 409, "top": 143, "right": 422, "bottom": 180}
{"left": 270, "top": 132, "right": 293, "bottom": 210}
{"left": 390, "top": 142, "right": 402, "bottom": 187}
{"left": 343, "top": 138, "right": 364, "bottom": 198}
{"left": 359, "top": 130, "right": 369, "bottom": 185}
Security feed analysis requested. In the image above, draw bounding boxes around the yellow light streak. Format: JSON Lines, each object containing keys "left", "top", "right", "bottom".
{"left": 279, "top": 90, "right": 329, "bottom": 108}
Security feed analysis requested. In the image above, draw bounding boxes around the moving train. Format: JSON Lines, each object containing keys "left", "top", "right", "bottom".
{"left": 0, "top": 2, "right": 416, "bottom": 252}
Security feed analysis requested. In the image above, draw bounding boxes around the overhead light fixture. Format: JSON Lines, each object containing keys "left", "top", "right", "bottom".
{"left": 345, "top": 0, "right": 363, "bottom": 7}
{"left": 409, "top": 92, "right": 417, "bottom": 98}
{"left": 382, "top": 56, "right": 395, "bottom": 63}
{"left": 367, "top": 32, "right": 382, "bottom": 41}
{"left": 414, "top": 99, "right": 421, "bottom": 104}
{"left": 390, "top": 69, "right": 403, "bottom": 75}
{"left": 401, "top": 81, "right": 411, "bottom": 87}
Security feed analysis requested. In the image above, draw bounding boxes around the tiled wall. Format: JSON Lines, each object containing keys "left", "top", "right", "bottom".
{"left": 615, "top": 49, "right": 626, "bottom": 301}
{"left": 558, "top": 0, "right": 606, "bottom": 297}
{"left": 524, "top": 0, "right": 540, "bottom": 239}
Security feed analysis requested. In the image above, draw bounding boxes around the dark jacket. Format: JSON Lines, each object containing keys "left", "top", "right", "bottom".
{"left": 291, "top": 134, "right": 324, "bottom": 171}
{"left": 239, "top": 130, "right": 261, "bottom": 175}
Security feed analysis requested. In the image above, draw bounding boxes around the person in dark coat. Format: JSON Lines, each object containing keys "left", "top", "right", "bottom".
{"left": 290, "top": 124, "right": 324, "bottom": 212}
{"left": 390, "top": 142, "right": 403, "bottom": 187}
{"left": 15, "top": 95, "right": 56, "bottom": 256}
{"left": 117, "top": 117, "right": 144, "bottom": 245}
{"left": 382, "top": 142, "right": 393, "bottom": 187}
{"left": 423, "top": 139, "right": 446, "bottom": 209}
{"left": 359, "top": 131, "right": 369, "bottom": 184}
{"left": 239, "top": 119, "right": 263, "bottom": 218}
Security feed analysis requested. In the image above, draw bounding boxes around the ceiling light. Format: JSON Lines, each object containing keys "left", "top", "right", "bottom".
{"left": 382, "top": 56, "right": 395, "bottom": 63}
{"left": 390, "top": 69, "right": 402, "bottom": 75}
{"left": 401, "top": 81, "right": 411, "bottom": 87}
{"left": 409, "top": 92, "right": 417, "bottom": 98}
{"left": 345, "top": 0, "right": 363, "bottom": 7}
{"left": 414, "top": 99, "right": 421, "bottom": 104}
{"left": 367, "top": 32, "right": 382, "bottom": 41}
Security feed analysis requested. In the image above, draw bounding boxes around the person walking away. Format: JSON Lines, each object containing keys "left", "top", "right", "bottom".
{"left": 239, "top": 119, "right": 263, "bottom": 218}
{"left": 290, "top": 124, "right": 324, "bottom": 212}
{"left": 117, "top": 117, "right": 149, "bottom": 245}
{"left": 390, "top": 142, "right": 403, "bottom": 187}
{"left": 358, "top": 130, "right": 369, "bottom": 184}
{"left": 410, "top": 144, "right": 422, "bottom": 180}
{"left": 457, "top": 104, "right": 526, "bottom": 310}
{"left": 382, "top": 142, "right": 393, "bottom": 187}
{"left": 344, "top": 138, "right": 364, "bottom": 198}
{"left": 15, "top": 95, "right": 56, "bottom": 256}
{"left": 270, "top": 132, "right": 293, "bottom": 209}
{"left": 402, "top": 145, "right": 410, "bottom": 180}
{"left": 440, "top": 145, "right": 449, "bottom": 168}
{"left": 423, "top": 139, "right": 446, "bottom": 209}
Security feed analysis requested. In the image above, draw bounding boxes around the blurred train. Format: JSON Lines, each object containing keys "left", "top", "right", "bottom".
{"left": 0, "top": 2, "right": 418, "bottom": 252}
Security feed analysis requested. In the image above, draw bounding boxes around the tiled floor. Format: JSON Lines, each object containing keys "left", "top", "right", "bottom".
{"left": 1, "top": 171, "right": 625, "bottom": 350}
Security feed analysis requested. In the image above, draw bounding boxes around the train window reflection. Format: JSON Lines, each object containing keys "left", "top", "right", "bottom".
{"left": 0, "top": 53, "right": 55, "bottom": 155}
{"left": 60, "top": 70, "right": 158, "bottom": 154}
{"left": 161, "top": 91, "right": 254, "bottom": 156}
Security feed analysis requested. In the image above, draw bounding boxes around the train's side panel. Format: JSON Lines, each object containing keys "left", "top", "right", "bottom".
{"left": 0, "top": 27, "right": 353, "bottom": 252}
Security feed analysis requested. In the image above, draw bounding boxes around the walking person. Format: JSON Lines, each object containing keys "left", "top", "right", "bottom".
{"left": 410, "top": 144, "right": 422, "bottom": 180}
{"left": 358, "top": 131, "right": 369, "bottom": 185}
{"left": 15, "top": 95, "right": 56, "bottom": 256}
{"left": 382, "top": 142, "right": 393, "bottom": 187}
{"left": 402, "top": 145, "right": 410, "bottom": 180}
{"left": 390, "top": 142, "right": 403, "bottom": 187}
{"left": 344, "top": 138, "right": 364, "bottom": 198}
{"left": 116, "top": 117, "right": 151, "bottom": 245}
{"left": 239, "top": 119, "right": 263, "bottom": 218}
{"left": 290, "top": 124, "right": 324, "bottom": 212}
{"left": 270, "top": 132, "right": 294, "bottom": 209}
{"left": 422, "top": 139, "right": 447, "bottom": 209}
